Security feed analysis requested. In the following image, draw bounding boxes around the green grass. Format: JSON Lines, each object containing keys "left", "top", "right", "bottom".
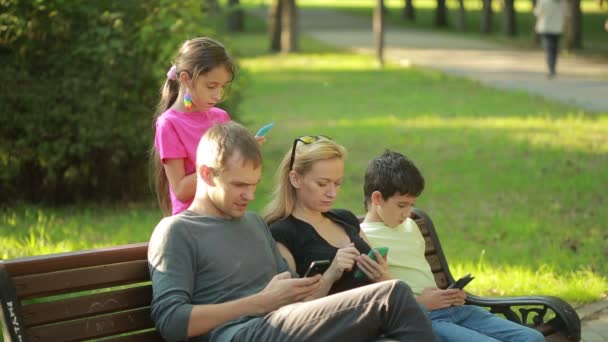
{"left": 1, "top": 24, "right": 606, "bottom": 306}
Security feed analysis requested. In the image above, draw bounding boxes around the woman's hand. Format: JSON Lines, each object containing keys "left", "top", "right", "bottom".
{"left": 322, "top": 243, "right": 360, "bottom": 284}
{"left": 356, "top": 249, "right": 391, "bottom": 282}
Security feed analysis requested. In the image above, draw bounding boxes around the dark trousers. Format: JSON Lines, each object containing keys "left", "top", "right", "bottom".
{"left": 233, "top": 280, "right": 438, "bottom": 342}
{"left": 541, "top": 33, "right": 561, "bottom": 76}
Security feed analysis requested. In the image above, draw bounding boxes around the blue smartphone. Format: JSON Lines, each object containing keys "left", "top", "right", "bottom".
{"left": 353, "top": 247, "right": 389, "bottom": 279}
{"left": 255, "top": 122, "right": 275, "bottom": 137}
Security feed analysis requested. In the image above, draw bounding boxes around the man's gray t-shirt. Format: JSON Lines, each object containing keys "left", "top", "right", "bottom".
{"left": 148, "top": 211, "right": 291, "bottom": 342}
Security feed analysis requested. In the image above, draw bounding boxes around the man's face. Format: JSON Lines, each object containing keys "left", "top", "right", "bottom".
{"left": 208, "top": 152, "right": 261, "bottom": 219}
{"left": 377, "top": 192, "right": 417, "bottom": 228}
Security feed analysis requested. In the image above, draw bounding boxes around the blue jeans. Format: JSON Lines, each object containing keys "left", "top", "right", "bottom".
{"left": 429, "top": 305, "right": 544, "bottom": 342}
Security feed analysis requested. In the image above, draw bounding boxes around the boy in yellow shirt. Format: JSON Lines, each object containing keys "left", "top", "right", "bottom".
{"left": 361, "top": 150, "right": 544, "bottom": 342}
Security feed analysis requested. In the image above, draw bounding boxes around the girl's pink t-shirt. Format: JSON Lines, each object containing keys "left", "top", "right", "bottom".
{"left": 155, "top": 107, "right": 231, "bottom": 214}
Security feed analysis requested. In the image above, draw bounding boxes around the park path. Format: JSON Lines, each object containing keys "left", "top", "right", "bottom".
{"left": 252, "top": 7, "right": 608, "bottom": 112}
{"left": 248, "top": 6, "right": 608, "bottom": 340}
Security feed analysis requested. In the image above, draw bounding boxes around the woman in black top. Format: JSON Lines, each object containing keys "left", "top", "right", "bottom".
{"left": 264, "top": 136, "right": 390, "bottom": 296}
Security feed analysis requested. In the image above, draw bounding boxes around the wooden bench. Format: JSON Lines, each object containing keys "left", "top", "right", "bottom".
{"left": 409, "top": 208, "right": 581, "bottom": 342}
{"left": 0, "top": 208, "right": 581, "bottom": 341}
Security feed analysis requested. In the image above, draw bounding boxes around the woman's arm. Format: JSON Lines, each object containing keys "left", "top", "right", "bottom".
{"left": 163, "top": 158, "right": 197, "bottom": 202}
{"left": 356, "top": 230, "right": 393, "bottom": 282}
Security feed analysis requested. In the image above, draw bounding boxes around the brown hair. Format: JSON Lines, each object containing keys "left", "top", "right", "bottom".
{"left": 151, "top": 37, "right": 235, "bottom": 216}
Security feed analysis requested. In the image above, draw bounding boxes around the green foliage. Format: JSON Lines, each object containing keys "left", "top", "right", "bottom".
{"left": 0, "top": 0, "right": 243, "bottom": 204}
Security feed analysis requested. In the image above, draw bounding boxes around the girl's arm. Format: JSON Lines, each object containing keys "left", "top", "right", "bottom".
{"left": 163, "top": 159, "right": 196, "bottom": 202}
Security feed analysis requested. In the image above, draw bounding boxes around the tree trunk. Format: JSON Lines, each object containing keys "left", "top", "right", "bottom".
{"left": 455, "top": 0, "right": 466, "bottom": 31}
{"left": 502, "top": 0, "right": 517, "bottom": 36}
{"left": 565, "top": 0, "right": 583, "bottom": 49}
{"left": 280, "top": 0, "right": 298, "bottom": 53}
{"left": 435, "top": 0, "right": 448, "bottom": 27}
{"left": 269, "top": 0, "right": 282, "bottom": 52}
{"left": 403, "top": 0, "right": 416, "bottom": 20}
{"left": 227, "top": 0, "right": 244, "bottom": 32}
{"left": 481, "top": 0, "right": 493, "bottom": 33}
{"left": 201, "top": 0, "right": 220, "bottom": 16}
{"left": 531, "top": 0, "right": 541, "bottom": 45}
{"left": 374, "top": 0, "right": 385, "bottom": 67}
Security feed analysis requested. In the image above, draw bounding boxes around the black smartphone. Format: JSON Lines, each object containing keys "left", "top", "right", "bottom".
{"left": 448, "top": 273, "right": 475, "bottom": 289}
{"left": 303, "top": 260, "right": 330, "bottom": 277}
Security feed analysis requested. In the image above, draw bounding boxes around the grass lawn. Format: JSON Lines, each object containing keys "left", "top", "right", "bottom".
{"left": 1, "top": 19, "right": 606, "bottom": 306}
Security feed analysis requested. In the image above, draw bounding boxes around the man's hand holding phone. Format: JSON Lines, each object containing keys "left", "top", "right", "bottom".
{"left": 258, "top": 271, "right": 321, "bottom": 313}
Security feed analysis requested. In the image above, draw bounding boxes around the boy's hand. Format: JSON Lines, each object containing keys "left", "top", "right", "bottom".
{"left": 323, "top": 243, "right": 359, "bottom": 283}
{"left": 356, "top": 250, "right": 391, "bottom": 282}
{"left": 417, "top": 287, "right": 464, "bottom": 311}
{"left": 258, "top": 272, "right": 321, "bottom": 313}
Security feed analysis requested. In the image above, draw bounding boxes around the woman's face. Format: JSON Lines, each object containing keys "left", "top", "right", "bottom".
{"left": 292, "top": 158, "right": 344, "bottom": 213}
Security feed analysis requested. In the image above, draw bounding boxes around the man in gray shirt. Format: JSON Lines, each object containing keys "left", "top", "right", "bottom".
{"left": 148, "top": 121, "right": 437, "bottom": 342}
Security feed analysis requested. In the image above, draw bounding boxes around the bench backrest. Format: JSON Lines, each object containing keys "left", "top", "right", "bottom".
{"left": 0, "top": 243, "right": 161, "bottom": 342}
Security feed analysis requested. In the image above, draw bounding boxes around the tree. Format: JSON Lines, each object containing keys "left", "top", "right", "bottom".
{"left": 565, "top": 0, "right": 583, "bottom": 48}
{"left": 227, "top": 0, "right": 244, "bottom": 32}
{"left": 374, "top": 0, "right": 385, "bottom": 66}
{"left": 502, "top": 0, "right": 517, "bottom": 36}
{"left": 481, "top": 0, "right": 493, "bottom": 33}
{"left": 268, "top": 0, "right": 298, "bottom": 53}
{"left": 455, "top": 0, "right": 466, "bottom": 31}
{"left": 435, "top": 0, "right": 448, "bottom": 27}
{"left": 403, "top": 0, "right": 415, "bottom": 20}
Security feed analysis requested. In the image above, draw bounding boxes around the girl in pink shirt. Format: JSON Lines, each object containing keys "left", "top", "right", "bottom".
{"left": 153, "top": 37, "right": 234, "bottom": 216}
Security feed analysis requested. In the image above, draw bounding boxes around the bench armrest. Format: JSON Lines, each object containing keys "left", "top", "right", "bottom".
{"left": 466, "top": 293, "right": 581, "bottom": 341}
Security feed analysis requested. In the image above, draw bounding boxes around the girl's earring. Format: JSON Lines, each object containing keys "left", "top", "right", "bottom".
{"left": 184, "top": 92, "right": 193, "bottom": 111}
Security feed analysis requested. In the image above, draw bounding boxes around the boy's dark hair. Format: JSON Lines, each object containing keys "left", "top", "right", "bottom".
{"left": 363, "top": 150, "right": 425, "bottom": 211}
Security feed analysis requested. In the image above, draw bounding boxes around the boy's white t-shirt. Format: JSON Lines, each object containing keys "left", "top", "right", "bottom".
{"left": 361, "top": 218, "right": 437, "bottom": 295}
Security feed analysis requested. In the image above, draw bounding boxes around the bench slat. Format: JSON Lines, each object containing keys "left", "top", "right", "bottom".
{"left": 3, "top": 243, "right": 148, "bottom": 277}
{"left": 14, "top": 260, "right": 149, "bottom": 299}
{"left": 22, "top": 285, "right": 152, "bottom": 327}
{"left": 26, "top": 307, "right": 154, "bottom": 342}
{"left": 101, "top": 329, "right": 164, "bottom": 342}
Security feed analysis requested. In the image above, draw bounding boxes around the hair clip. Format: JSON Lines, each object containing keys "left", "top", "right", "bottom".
{"left": 166, "top": 65, "right": 177, "bottom": 80}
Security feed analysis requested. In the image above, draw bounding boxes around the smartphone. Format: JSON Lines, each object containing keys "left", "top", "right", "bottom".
{"left": 448, "top": 273, "right": 475, "bottom": 289}
{"left": 255, "top": 122, "right": 275, "bottom": 137}
{"left": 303, "top": 260, "right": 330, "bottom": 277}
{"left": 353, "top": 247, "right": 389, "bottom": 279}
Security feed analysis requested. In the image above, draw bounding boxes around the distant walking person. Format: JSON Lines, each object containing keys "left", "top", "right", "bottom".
{"left": 534, "top": 0, "right": 569, "bottom": 78}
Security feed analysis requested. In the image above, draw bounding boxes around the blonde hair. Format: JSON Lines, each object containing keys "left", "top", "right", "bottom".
{"left": 151, "top": 37, "right": 235, "bottom": 216}
{"left": 263, "top": 138, "right": 347, "bottom": 225}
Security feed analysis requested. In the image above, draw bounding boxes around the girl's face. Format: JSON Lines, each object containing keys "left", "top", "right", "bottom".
{"left": 292, "top": 158, "right": 344, "bottom": 213}
{"left": 187, "top": 65, "right": 232, "bottom": 112}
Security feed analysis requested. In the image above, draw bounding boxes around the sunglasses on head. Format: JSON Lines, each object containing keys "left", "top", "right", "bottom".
{"left": 289, "top": 135, "right": 332, "bottom": 171}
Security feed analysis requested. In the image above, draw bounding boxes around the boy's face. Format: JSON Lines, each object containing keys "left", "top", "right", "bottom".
{"left": 376, "top": 192, "right": 417, "bottom": 228}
